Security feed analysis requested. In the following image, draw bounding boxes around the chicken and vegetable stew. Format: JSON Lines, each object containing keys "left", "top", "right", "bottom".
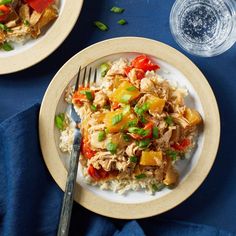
{"left": 56, "top": 55, "right": 202, "bottom": 195}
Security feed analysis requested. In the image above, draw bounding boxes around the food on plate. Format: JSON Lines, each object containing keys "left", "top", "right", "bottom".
{"left": 0, "top": 0, "right": 58, "bottom": 51}
{"left": 56, "top": 55, "right": 202, "bottom": 194}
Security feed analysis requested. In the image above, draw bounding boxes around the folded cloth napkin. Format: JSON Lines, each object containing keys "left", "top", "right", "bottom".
{"left": 0, "top": 104, "right": 234, "bottom": 236}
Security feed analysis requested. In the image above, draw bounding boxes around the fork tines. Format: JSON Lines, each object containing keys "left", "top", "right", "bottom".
{"left": 75, "top": 66, "right": 97, "bottom": 89}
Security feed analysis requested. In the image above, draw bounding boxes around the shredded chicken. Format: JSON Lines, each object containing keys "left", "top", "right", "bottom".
{"left": 93, "top": 91, "right": 108, "bottom": 108}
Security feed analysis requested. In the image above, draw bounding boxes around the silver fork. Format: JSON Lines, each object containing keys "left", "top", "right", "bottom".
{"left": 57, "top": 66, "right": 97, "bottom": 236}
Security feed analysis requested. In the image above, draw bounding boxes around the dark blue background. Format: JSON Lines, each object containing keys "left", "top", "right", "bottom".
{"left": 1, "top": 0, "right": 236, "bottom": 233}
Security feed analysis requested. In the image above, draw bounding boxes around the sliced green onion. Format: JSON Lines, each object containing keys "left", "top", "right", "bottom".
{"left": 153, "top": 127, "right": 159, "bottom": 139}
{"left": 2, "top": 42, "right": 13, "bottom": 51}
{"left": 121, "top": 94, "right": 132, "bottom": 103}
{"left": 106, "top": 142, "right": 117, "bottom": 154}
{"left": 55, "top": 113, "right": 65, "bottom": 130}
{"left": 0, "top": 23, "right": 13, "bottom": 32}
{"left": 112, "top": 113, "right": 123, "bottom": 125}
{"left": 94, "top": 21, "right": 109, "bottom": 31}
{"left": 110, "top": 6, "right": 125, "bottom": 13}
{"left": 122, "top": 105, "right": 130, "bottom": 115}
{"left": 126, "top": 86, "right": 137, "bottom": 91}
{"left": 130, "top": 156, "right": 138, "bottom": 163}
{"left": 138, "top": 138, "right": 151, "bottom": 148}
{"left": 100, "top": 63, "right": 110, "bottom": 77}
{"left": 23, "top": 19, "right": 30, "bottom": 26}
{"left": 127, "top": 119, "right": 138, "bottom": 127}
{"left": 135, "top": 173, "right": 146, "bottom": 179}
{"left": 98, "top": 131, "right": 106, "bottom": 142}
{"left": 152, "top": 183, "right": 165, "bottom": 192}
{"left": 166, "top": 150, "right": 178, "bottom": 161}
{"left": 0, "top": 0, "right": 12, "bottom": 5}
{"left": 117, "top": 19, "right": 127, "bottom": 25}
{"left": 90, "top": 104, "right": 97, "bottom": 111}
{"left": 128, "top": 127, "right": 150, "bottom": 136}
{"left": 140, "top": 115, "right": 147, "bottom": 124}
{"left": 122, "top": 133, "right": 131, "bottom": 142}
{"left": 79, "top": 90, "right": 93, "bottom": 101}
{"left": 134, "top": 103, "right": 149, "bottom": 116}
{"left": 165, "top": 116, "right": 173, "bottom": 126}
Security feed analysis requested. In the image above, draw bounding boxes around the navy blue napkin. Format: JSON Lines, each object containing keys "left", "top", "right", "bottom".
{"left": 0, "top": 103, "right": 234, "bottom": 236}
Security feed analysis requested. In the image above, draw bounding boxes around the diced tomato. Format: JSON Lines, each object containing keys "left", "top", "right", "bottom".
{"left": 0, "top": 5, "right": 11, "bottom": 22}
{"left": 88, "top": 165, "right": 109, "bottom": 181}
{"left": 124, "top": 66, "right": 133, "bottom": 76}
{"left": 26, "top": 0, "right": 54, "bottom": 13}
{"left": 81, "top": 138, "right": 96, "bottom": 159}
{"left": 131, "top": 55, "right": 160, "bottom": 72}
{"left": 111, "top": 102, "right": 120, "bottom": 110}
{"left": 135, "top": 69, "right": 145, "bottom": 80}
{"left": 172, "top": 138, "right": 191, "bottom": 151}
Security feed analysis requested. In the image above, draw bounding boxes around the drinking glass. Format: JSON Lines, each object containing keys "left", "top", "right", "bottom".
{"left": 170, "top": 0, "right": 236, "bottom": 57}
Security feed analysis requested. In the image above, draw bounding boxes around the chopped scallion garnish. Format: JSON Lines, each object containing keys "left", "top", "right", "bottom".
{"left": 0, "top": 0, "right": 12, "bottom": 5}
{"left": 135, "top": 173, "right": 146, "bottom": 179}
{"left": 110, "top": 6, "right": 125, "bottom": 13}
{"left": 153, "top": 127, "right": 159, "bottom": 139}
{"left": 117, "top": 19, "right": 127, "bottom": 25}
{"left": 165, "top": 116, "right": 173, "bottom": 126}
{"left": 138, "top": 138, "right": 151, "bottom": 148}
{"left": 98, "top": 131, "right": 106, "bottom": 142}
{"left": 121, "top": 94, "right": 132, "bottom": 103}
{"left": 126, "top": 86, "right": 137, "bottom": 91}
{"left": 93, "top": 21, "right": 109, "bottom": 31}
{"left": 130, "top": 156, "right": 138, "bottom": 163}
{"left": 106, "top": 142, "right": 117, "bottom": 154}
{"left": 2, "top": 42, "right": 13, "bottom": 51}
{"left": 112, "top": 113, "right": 123, "bottom": 125}
{"left": 55, "top": 113, "right": 65, "bottom": 130}
{"left": 100, "top": 63, "right": 110, "bottom": 77}
{"left": 90, "top": 104, "right": 97, "bottom": 111}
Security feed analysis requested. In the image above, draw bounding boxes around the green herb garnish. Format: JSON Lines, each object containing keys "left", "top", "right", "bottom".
{"left": 130, "top": 156, "right": 138, "bottom": 163}
{"left": 121, "top": 94, "right": 132, "bottom": 103}
{"left": 79, "top": 90, "right": 93, "bottom": 101}
{"left": 128, "top": 127, "right": 150, "bottom": 136}
{"left": 122, "top": 133, "right": 131, "bottom": 142}
{"left": 135, "top": 173, "right": 146, "bottom": 179}
{"left": 134, "top": 103, "right": 149, "bottom": 116}
{"left": 112, "top": 113, "right": 123, "bottom": 125}
{"left": 166, "top": 150, "right": 178, "bottom": 161}
{"left": 107, "top": 142, "right": 117, "bottom": 154}
{"left": 165, "top": 116, "right": 173, "bottom": 126}
{"left": 0, "top": 0, "right": 12, "bottom": 5}
{"left": 126, "top": 86, "right": 136, "bottom": 91}
{"left": 118, "top": 19, "right": 127, "bottom": 25}
{"left": 2, "top": 42, "right": 13, "bottom": 51}
{"left": 127, "top": 119, "right": 138, "bottom": 127}
{"left": 55, "top": 113, "right": 65, "bottom": 130}
{"left": 90, "top": 104, "right": 97, "bottom": 111}
{"left": 110, "top": 6, "right": 125, "bottom": 13}
{"left": 138, "top": 138, "right": 151, "bottom": 148}
{"left": 153, "top": 127, "right": 159, "bottom": 139}
{"left": 100, "top": 63, "right": 110, "bottom": 77}
{"left": 98, "top": 131, "right": 106, "bottom": 142}
{"left": 152, "top": 183, "right": 165, "bottom": 192}
{"left": 0, "top": 23, "right": 13, "bottom": 32}
{"left": 140, "top": 115, "right": 147, "bottom": 124}
{"left": 122, "top": 105, "right": 130, "bottom": 115}
{"left": 23, "top": 19, "right": 30, "bottom": 26}
{"left": 94, "top": 21, "right": 109, "bottom": 31}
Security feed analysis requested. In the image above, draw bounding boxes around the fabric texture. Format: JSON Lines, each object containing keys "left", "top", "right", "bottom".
{"left": 0, "top": 104, "right": 235, "bottom": 236}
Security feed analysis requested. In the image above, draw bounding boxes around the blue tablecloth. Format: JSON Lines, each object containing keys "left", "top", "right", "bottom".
{"left": 0, "top": 0, "right": 236, "bottom": 234}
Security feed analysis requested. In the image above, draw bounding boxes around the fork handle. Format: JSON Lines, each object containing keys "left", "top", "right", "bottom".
{"left": 57, "top": 144, "right": 81, "bottom": 236}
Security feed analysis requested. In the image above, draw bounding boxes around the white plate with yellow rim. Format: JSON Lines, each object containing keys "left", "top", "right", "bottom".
{"left": 39, "top": 37, "right": 220, "bottom": 219}
{"left": 0, "top": 0, "right": 83, "bottom": 75}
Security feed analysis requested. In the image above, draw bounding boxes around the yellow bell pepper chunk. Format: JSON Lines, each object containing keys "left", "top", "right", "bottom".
{"left": 110, "top": 81, "right": 140, "bottom": 104}
{"left": 104, "top": 109, "right": 136, "bottom": 133}
{"left": 140, "top": 151, "right": 163, "bottom": 166}
{"left": 146, "top": 95, "right": 166, "bottom": 114}
{"left": 184, "top": 108, "right": 202, "bottom": 126}
{"left": 163, "top": 165, "right": 179, "bottom": 186}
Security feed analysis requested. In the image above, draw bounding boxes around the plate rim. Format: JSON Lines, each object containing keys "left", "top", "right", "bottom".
{"left": 0, "top": 0, "right": 84, "bottom": 75}
{"left": 39, "top": 37, "right": 220, "bottom": 219}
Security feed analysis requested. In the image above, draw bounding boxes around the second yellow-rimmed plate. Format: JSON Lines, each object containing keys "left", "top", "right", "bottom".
{"left": 0, "top": 0, "right": 83, "bottom": 75}
{"left": 39, "top": 37, "right": 220, "bottom": 219}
